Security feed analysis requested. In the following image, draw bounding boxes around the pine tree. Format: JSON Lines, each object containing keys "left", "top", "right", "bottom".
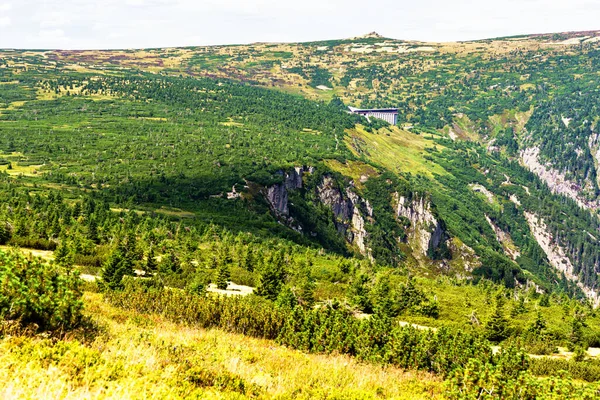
{"left": 528, "top": 310, "right": 547, "bottom": 335}
{"left": 510, "top": 295, "right": 527, "bottom": 317}
{"left": 485, "top": 295, "right": 510, "bottom": 343}
{"left": 54, "top": 239, "right": 74, "bottom": 267}
{"left": 256, "top": 260, "right": 285, "bottom": 301}
{"left": 348, "top": 273, "right": 372, "bottom": 313}
{"left": 570, "top": 308, "right": 587, "bottom": 348}
{"left": 372, "top": 275, "right": 394, "bottom": 317}
{"left": 101, "top": 249, "right": 133, "bottom": 290}
{"left": 215, "top": 262, "right": 230, "bottom": 290}
{"left": 87, "top": 217, "right": 99, "bottom": 244}
{"left": 159, "top": 248, "right": 181, "bottom": 274}
{"left": 539, "top": 293, "right": 551, "bottom": 307}
{"left": 299, "top": 274, "right": 316, "bottom": 309}
{"left": 144, "top": 246, "right": 158, "bottom": 273}
{"left": 275, "top": 286, "right": 298, "bottom": 309}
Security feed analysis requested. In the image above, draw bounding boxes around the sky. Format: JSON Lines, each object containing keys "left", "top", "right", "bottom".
{"left": 0, "top": 0, "right": 598, "bottom": 49}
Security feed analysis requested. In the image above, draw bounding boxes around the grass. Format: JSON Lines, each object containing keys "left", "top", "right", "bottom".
{"left": 345, "top": 125, "right": 447, "bottom": 178}
{"left": 0, "top": 292, "right": 442, "bottom": 399}
{"left": 403, "top": 276, "right": 600, "bottom": 351}
{"left": 324, "top": 159, "right": 380, "bottom": 189}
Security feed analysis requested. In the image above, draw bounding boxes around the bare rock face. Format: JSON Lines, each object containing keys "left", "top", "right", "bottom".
{"left": 317, "top": 175, "right": 353, "bottom": 222}
{"left": 266, "top": 168, "right": 305, "bottom": 216}
{"left": 521, "top": 147, "right": 600, "bottom": 209}
{"left": 317, "top": 175, "right": 371, "bottom": 255}
{"left": 267, "top": 183, "right": 289, "bottom": 215}
{"left": 525, "top": 211, "right": 599, "bottom": 305}
{"left": 485, "top": 215, "right": 520, "bottom": 261}
{"left": 395, "top": 194, "right": 447, "bottom": 259}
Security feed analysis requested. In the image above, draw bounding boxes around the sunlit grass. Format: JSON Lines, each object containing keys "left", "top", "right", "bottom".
{"left": 345, "top": 125, "right": 447, "bottom": 178}
{"left": 0, "top": 292, "right": 442, "bottom": 399}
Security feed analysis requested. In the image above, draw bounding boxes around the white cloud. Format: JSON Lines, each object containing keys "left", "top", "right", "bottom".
{"left": 34, "top": 11, "right": 72, "bottom": 28}
{"left": 1, "top": 0, "right": 599, "bottom": 49}
{"left": 39, "top": 28, "right": 66, "bottom": 39}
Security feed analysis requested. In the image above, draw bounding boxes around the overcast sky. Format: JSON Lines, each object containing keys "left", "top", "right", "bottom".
{"left": 0, "top": 0, "right": 598, "bottom": 49}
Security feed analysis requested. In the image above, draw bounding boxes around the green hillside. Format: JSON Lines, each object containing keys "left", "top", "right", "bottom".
{"left": 3, "top": 31, "right": 600, "bottom": 397}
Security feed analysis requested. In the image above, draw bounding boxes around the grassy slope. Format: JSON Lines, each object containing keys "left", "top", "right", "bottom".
{"left": 0, "top": 292, "right": 441, "bottom": 399}
{"left": 345, "top": 126, "right": 447, "bottom": 178}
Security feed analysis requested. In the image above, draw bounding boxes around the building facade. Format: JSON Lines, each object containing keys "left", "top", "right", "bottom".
{"left": 348, "top": 107, "right": 398, "bottom": 125}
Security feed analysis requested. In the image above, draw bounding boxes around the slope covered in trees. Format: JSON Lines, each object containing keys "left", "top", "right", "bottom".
{"left": 3, "top": 32, "right": 600, "bottom": 396}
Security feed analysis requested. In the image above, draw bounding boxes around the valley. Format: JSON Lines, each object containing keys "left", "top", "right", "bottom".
{"left": 3, "top": 29, "right": 600, "bottom": 398}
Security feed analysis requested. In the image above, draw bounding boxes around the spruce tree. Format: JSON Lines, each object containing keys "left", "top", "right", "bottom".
{"left": 485, "top": 295, "right": 510, "bottom": 343}
{"left": 256, "top": 260, "right": 284, "bottom": 301}
{"left": 87, "top": 217, "right": 99, "bottom": 244}
{"left": 299, "top": 274, "right": 316, "bottom": 309}
{"left": 159, "top": 249, "right": 181, "bottom": 274}
{"left": 348, "top": 273, "right": 373, "bottom": 313}
{"left": 54, "top": 239, "right": 74, "bottom": 267}
{"left": 144, "top": 246, "right": 158, "bottom": 273}
{"left": 101, "top": 249, "right": 133, "bottom": 290}
{"left": 215, "top": 263, "right": 230, "bottom": 290}
{"left": 275, "top": 286, "right": 298, "bottom": 309}
{"left": 372, "top": 275, "right": 394, "bottom": 317}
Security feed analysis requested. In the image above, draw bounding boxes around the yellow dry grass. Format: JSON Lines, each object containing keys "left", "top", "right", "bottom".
{"left": 0, "top": 293, "right": 442, "bottom": 399}
{"left": 0, "top": 163, "right": 45, "bottom": 177}
{"left": 345, "top": 125, "right": 447, "bottom": 178}
{"left": 0, "top": 245, "right": 54, "bottom": 261}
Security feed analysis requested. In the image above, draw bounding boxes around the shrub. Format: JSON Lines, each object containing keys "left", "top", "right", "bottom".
{"left": 0, "top": 250, "right": 83, "bottom": 332}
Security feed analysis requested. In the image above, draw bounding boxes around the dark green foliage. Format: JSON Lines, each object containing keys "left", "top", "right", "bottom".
{"left": 0, "top": 249, "right": 83, "bottom": 332}
{"left": 106, "top": 280, "right": 545, "bottom": 389}
{"left": 275, "top": 286, "right": 298, "bottom": 309}
{"left": 53, "top": 239, "right": 74, "bottom": 267}
{"left": 144, "top": 246, "right": 158, "bottom": 273}
{"left": 485, "top": 295, "right": 510, "bottom": 343}
{"left": 255, "top": 256, "right": 285, "bottom": 301}
{"left": 348, "top": 273, "right": 373, "bottom": 313}
{"left": 529, "top": 357, "right": 600, "bottom": 383}
{"left": 101, "top": 249, "right": 133, "bottom": 290}
{"left": 0, "top": 221, "right": 11, "bottom": 245}
{"left": 215, "top": 263, "right": 230, "bottom": 290}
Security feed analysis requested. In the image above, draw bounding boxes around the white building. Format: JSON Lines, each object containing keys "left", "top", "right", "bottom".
{"left": 348, "top": 106, "right": 398, "bottom": 125}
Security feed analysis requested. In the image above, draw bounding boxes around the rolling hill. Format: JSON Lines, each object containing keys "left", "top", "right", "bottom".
{"left": 3, "top": 30, "right": 600, "bottom": 397}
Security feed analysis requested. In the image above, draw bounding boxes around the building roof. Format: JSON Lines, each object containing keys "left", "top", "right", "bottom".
{"left": 348, "top": 106, "right": 398, "bottom": 113}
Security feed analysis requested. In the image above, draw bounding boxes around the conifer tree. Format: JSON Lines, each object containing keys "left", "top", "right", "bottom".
{"left": 372, "top": 275, "right": 394, "bottom": 317}
{"left": 299, "top": 274, "right": 316, "bottom": 309}
{"left": 87, "top": 217, "right": 99, "bottom": 244}
{"left": 101, "top": 248, "right": 133, "bottom": 290}
{"left": 348, "top": 273, "right": 373, "bottom": 313}
{"left": 539, "top": 293, "right": 551, "bottom": 307}
{"left": 54, "top": 239, "right": 74, "bottom": 267}
{"left": 275, "top": 286, "right": 298, "bottom": 309}
{"left": 256, "top": 260, "right": 285, "bottom": 301}
{"left": 485, "top": 295, "right": 510, "bottom": 342}
{"left": 159, "top": 248, "right": 181, "bottom": 274}
{"left": 527, "top": 309, "right": 547, "bottom": 335}
{"left": 215, "top": 262, "right": 230, "bottom": 290}
{"left": 144, "top": 245, "right": 158, "bottom": 273}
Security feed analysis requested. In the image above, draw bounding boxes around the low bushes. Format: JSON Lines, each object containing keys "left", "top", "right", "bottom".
{"left": 0, "top": 250, "right": 83, "bottom": 333}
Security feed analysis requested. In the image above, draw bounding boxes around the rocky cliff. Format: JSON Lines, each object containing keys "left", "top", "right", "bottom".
{"left": 266, "top": 167, "right": 308, "bottom": 216}
{"left": 521, "top": 147, "right": 600, "bottom": 209}
{"left": 394, "top": 194, "right": 448, "bottom": 260}
{"left": 316, "top": 175, "right": 372, "bottom": 255}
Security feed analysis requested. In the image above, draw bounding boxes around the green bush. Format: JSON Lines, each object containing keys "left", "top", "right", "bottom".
{"left": 0, "top": 250, "right": 83, "bottom": 332}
